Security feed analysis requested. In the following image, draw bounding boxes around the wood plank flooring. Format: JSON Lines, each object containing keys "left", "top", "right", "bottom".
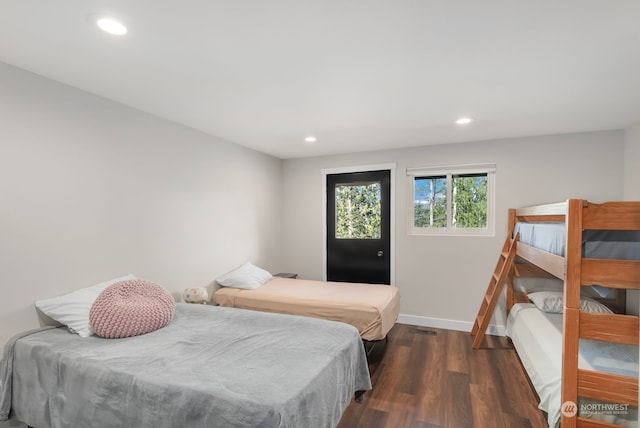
{"left": 337, "top": 323, "right": 548, "bottom": 428}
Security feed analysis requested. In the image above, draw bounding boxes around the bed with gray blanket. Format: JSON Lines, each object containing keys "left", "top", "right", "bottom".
{"left": 0, "top": 303, "right": 371, "bottom": 428}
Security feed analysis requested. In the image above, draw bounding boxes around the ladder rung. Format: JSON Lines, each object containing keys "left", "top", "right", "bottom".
{"left": 476, "top": 314, "right": 484, "bottom": 325}
{"left": 501, "top": 251, "right": 509, "bottom": 258}
{"left": 484, "top": 294, "right": 491, "bottom": 305}
{"left": 493, "top": 272, "right": 500, "bottom": 282}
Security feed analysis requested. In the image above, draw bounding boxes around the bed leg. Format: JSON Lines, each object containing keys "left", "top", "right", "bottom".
{"left": 363, "top": 336, "right": 388, "bottom": 364}
{"left": 355, "top": 390, "right": 365, "bottom": 403}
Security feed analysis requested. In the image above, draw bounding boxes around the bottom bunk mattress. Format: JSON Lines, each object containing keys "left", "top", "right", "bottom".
{"left": 506, "top": 303, "right": 638, "bottom": 428}
{"left": 213, "top": 277, "right": 400, "bottom": 341}
{"left": 0, "top": 304, "right": 371, "bottom": 428}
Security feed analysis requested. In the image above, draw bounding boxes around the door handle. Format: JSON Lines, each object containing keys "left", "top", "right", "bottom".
{"left": 377, "top": 250, "right": 384, "bottom": 257}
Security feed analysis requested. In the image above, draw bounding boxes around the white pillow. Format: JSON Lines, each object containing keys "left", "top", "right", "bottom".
{"left": 35, "top": 274, "right": 137, "bottom": 337}
{"left": 216, "top": 262, "right": 272, "bottom": 290}
{"left": 528, "top": 291, "right": 613, "bottom": 314}
{"left": 589, "top": 285, "right": 611, "bottom": 298}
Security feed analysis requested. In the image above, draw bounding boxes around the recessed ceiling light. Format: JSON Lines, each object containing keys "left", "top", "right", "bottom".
{"left": 304, "top": 136, "right": 317, "bottom": 143}
{"left": 456, "top": 117, "right": 473, "bottom": 125}
{"left": 97, "top": 17, "right": 127, "bottom": 36}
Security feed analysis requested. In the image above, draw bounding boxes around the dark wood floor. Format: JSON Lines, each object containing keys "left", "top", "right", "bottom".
{"left": 338, "top": 323, "right": 548, "bottom": 428}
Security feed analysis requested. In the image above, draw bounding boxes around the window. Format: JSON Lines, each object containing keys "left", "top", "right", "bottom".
{"left": 408, "top": 163, "right": 495, "bottom": 236}
{"left": 334, "top": 182, "right": 381, "bottom": 239}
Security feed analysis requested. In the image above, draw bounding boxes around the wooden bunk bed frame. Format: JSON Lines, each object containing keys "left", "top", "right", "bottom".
{"left": 504, "top": 199, "right": 640, "bottom": 428}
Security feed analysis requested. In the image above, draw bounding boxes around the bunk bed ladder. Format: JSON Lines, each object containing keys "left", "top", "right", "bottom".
{"left": 471, "top": 232, "right": 519, "bottom": 349}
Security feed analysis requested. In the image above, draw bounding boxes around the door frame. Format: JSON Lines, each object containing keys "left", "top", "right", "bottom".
{"left": 321, "top": 163, "right": 396, "bottom": 285}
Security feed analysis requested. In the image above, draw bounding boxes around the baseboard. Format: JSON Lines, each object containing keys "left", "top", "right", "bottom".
{"left": 397, "top": 313, "right": 506, "bottom": 337}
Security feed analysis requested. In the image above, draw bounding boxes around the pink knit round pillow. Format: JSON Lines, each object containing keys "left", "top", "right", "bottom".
{"left": 89, "top": 279, "right": 175, "bottom": 339}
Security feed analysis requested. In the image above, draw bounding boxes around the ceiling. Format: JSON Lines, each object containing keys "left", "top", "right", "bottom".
{"left": 2, "top": 1, "right": 640, "bottom": 159}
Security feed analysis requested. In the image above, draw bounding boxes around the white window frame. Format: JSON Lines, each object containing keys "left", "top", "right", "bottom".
{"left": 407, "top": 162, "right": 496, "bottom": 237}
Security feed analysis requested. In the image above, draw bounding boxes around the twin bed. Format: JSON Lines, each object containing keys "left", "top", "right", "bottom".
{"left": 213, "top": 276, "right": 400, "bottom": 342}
{"left": 502, "top": 200, "right": 639, "bottom": 428}
{"left": 1, "top": 303, "right": 371, "bottom": 428}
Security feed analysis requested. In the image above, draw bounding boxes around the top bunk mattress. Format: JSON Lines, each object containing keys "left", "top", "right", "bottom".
{"left": 514, "top": 222, "right": 640, "bottom": 260}
{"left": 213, "top": 277, "right": 400, "bottom": 341}
{"left": 506, "top": 303, "right": 638, "bottom": 428}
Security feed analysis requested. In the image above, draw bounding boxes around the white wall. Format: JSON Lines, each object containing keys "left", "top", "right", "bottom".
{"left": 624, "top": 121, "right": 640, "bottom": 199}
{"left": 281, "top": 131, "right": 625, "bottom": 330}
{"left": 624, "top": 122, "right": 640, "bottom": 315}
{"left": 0, "top": 62, "right": 283, "bottom": 349}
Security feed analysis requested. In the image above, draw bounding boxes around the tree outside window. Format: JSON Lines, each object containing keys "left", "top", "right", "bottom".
{"left": 409, "top": 164, "right": 494, "bottom": 236}
{"left": 335, "top": 182, "right": 381, "bottom": 239}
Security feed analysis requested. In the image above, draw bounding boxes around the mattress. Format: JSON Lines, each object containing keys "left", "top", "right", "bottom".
{"left": 506, "top": 303, "right": 638, "bottom": 428}
{"left": 1, "top": 304, "right": 371, "bottom": 428}
{"left": 514, "top": 222, "right": 640, "bottom": 260}
{"left": 213, "top": 277, "right": 400, "bottom": 341}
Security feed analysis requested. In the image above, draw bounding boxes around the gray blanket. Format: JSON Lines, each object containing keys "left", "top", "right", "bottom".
{"left": 0, "top": 304, "right": 371, "bottom": 428}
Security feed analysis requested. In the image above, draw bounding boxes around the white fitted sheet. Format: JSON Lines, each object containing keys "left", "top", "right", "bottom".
{"left": 506, "top": 303, "right": 638, "bottom": 427}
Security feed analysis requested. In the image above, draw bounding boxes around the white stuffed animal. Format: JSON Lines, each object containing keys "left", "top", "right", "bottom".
{"left": 182, "top": 287, "right": 209, "bottom": 304}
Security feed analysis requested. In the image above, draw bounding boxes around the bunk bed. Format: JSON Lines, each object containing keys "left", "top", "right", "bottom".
{"left": 504, "top": 200, "right": 639, "bottom": 428}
